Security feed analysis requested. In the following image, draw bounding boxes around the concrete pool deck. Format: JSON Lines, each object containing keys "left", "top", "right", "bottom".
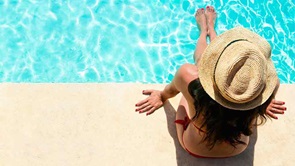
{"left": 0, "top": 83, "right": 294, "bottom": 165}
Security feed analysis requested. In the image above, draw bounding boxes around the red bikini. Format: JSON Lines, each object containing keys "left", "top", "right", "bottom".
{"left": 175, "top": 117, "right": 227, "bottom": 159}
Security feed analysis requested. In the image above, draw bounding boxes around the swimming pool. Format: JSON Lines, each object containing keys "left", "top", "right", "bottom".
{"left": 0, "top": 0, "right": 294, "bottom": 83}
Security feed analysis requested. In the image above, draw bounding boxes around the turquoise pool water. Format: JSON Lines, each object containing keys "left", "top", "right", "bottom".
{"left": 0, "top": 0, "right": 294, "bottom": 83}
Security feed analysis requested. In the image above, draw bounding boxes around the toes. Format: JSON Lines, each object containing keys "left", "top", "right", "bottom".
{"left": 211, "top": 7, "right": 216, "bottom": 13}
{"left": 206, "top": 6, "right": 215, "bottom": 12}
{"left": 210, "top": 6, "right": 215, "bottom": 12}
{"left": 196, "top": 9, "right": 200, "bottom": 15}
{"left": 200, "top": 8, "right": 205, "bottom": 13}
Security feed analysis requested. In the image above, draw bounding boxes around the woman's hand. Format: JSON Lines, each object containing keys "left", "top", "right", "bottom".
{"left": 135, "top": 90, "right": 165, "bottom": 116}
{"left": 266, "top": 99, "right": 286, "bottom": 119}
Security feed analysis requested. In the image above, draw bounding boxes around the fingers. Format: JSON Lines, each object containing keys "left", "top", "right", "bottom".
{"left": 136, "top": 104, "right": 153, "bottom": 114}
{"left": 135, "top": 102, "right": 150, "bottom": 112}
{"left": 272, "top": 104, "right": 286, "bottom": 110}
{"left": 136, "top": 103, "right": 157, "bottom": 116}
{"left": 136, "top": 89, "right": 163, "bottom": 116}
{"left": 271, "top": 99, "right": 285, "bottom": 105}
{"left": 135, "top": 98, "right": 148, "bottom": 107}
{"left": 142, "top": 89, "right": 154, "bottom": 95}
{"left": 268, "top": 107, "right": 285, "bottom": 114}
{"left": 146, "top": 107, "right": 157, "bottom": 116}
{"left": 135, "top": 89, "right": 155, "bottom": 106}
{"left": 135, "top": 100, "right": 159, "bottom": 114}
{"left": 135, "top": 90, "right": 155, "bottom": 114}
{"left": 135, "top": 100, "right": 162, "bottom": 116}
{"left": 270, "top": 105, "right": 286, "bottom": 112}
{"left": 270, "top": 99, "right": 287, "bottom": 112}
{"left": 266, "top": 99, "right": 287, "bottom": 120}
{"left": 266, "top": 109, "right": 278, "bottom": 119}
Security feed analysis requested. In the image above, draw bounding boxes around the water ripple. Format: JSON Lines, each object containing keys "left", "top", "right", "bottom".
{"left": 0, "top": 0, "right": 294, "bottom": 83}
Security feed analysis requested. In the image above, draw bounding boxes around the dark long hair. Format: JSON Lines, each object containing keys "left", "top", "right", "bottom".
{"left": 189, "top": 79, "right": 272, "bottom": 149}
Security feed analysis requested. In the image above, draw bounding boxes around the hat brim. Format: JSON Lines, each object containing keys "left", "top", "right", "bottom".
{"left": 198, "top": 27, "right": 278, "bottom": 110}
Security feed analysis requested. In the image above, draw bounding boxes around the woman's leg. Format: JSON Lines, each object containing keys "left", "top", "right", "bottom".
{"left": 194, "top": 8, "right": 208, "bottom": 66}
{"left": 205, "top": 6, "right": 217, "bottom": 42}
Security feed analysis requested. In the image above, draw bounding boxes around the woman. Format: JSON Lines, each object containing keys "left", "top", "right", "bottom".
{"left": 135, "top": 6, "right": 286, "bottom": 158}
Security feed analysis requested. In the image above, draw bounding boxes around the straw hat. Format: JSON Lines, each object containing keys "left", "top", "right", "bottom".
{"left": 198, "top": 27, "right": 278, "bottom": 110}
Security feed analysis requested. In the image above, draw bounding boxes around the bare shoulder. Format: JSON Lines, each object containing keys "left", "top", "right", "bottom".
{"left": 176, "top": 63, "right": 199, "bottom": 82}
{"left": 174, "top": 63, "right": 199, "bottom": 93}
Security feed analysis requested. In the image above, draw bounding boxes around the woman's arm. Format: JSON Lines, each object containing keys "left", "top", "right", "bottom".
{"left": 161, "top": 79, "right": 180, "bottom": 102}
{"left": 135, "top": 64, "right": 198, "bottom": 115}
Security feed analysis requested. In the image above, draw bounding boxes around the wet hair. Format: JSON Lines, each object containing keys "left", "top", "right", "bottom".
{"left": 189, "top": 79, "right": 272, "bottom": 149}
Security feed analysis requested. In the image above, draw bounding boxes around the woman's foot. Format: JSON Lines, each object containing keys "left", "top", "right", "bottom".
{"left": 195, "top": 8, "right": 208, "bottom": 35}
{"left": 205, "top": 6, "right": 217, "bottom": 41}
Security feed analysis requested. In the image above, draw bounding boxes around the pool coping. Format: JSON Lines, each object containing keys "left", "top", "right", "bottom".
{"left": 0, "top": 83, "right": 294, "bottom": 165}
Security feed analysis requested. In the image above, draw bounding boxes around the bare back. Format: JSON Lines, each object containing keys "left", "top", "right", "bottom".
{"left": 174, "top": 63, "right": 249, "bottom": 157}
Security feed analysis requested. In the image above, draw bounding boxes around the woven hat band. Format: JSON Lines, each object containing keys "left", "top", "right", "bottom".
{"left": 214, "top": 40, "right": 267, "bottom": 104}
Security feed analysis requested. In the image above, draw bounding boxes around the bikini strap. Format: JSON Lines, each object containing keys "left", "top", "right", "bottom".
{"left": 192, "top": 122, "right": 205, "bottom": 133}
{"left": 174, "top": 117, "right": 190, "bottom": 130}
